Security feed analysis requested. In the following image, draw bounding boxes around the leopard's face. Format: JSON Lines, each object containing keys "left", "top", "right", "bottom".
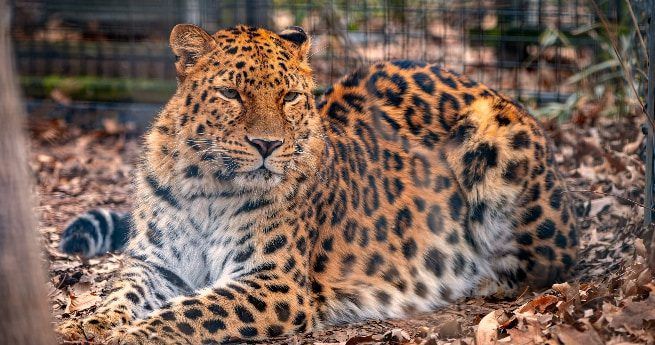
{"left": 162, "top": 25, "right": 323, "bottom": 191}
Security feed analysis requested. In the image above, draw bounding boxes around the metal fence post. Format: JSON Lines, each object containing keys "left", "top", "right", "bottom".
{"left": 646, "top": 6, "right": 654, "bottom": 227}
{"left": 646, "top": 0, "right": 655, "bottom": 271}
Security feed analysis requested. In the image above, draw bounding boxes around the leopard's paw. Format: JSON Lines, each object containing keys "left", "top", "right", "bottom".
{"left": 57, "top": 312, "right": 125, "bottom": 342}
{"left": 56, "top": 319, "right": 87, "bottom": 341}
{"left": 106, "top": 324, "right": 164, "bottom": 345}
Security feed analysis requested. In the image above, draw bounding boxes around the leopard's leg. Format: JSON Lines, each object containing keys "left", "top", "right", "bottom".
{"left": 506, "top": 158, "right": 578, "bottom": 290}
{"left": 106, "top": 271, "right": 313, "bottom": 344}
{"left": 57, "top": 254, "right": 193, "bottom": 341}
{"left": 445, "top": 97, "right": 577, "bottom": 296}
{"left": 473, "top": 169, "right": 577, "bottom": 297}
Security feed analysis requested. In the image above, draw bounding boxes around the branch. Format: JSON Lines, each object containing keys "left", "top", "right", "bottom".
{"left": 587, "top": 0, "right": 655, "bottom": 131}
{"left": 568, "top": 189, "right": 655, "bottom": 214}
{"left": 624, "top": 0, "right": 648, "bottom": 60}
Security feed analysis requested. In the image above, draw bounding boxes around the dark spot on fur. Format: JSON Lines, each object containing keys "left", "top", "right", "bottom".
{"left": 184, "top": 308, "right": 202, "bottom": 320}
{"left": 424, "top": 247, "right": 445, "bottom": 277}
{"left": 402, "top": 238, "right": 418, "bottom": 259}
{"left": 510, "top": 130, "right": 531, "bottom": 149}
{"left": 414, "top": 281, "right": 427, "bottom": 297}
{"left": 550, "top": 188, "right": 563, "bottom": 210}
{"left": 394, "top": 207, "right": 412, "bottom": 237}
{"left": 412, "top": 72, "right": 435, "bottom": 94}
{"left": 185, "top": 165, "right": 201, "bottom": 178}
{"left": 462, "top": 142, "right": 498, "bottom": 189}
{"left": 470, "top": 202, "right": 486, "bottom": 223}
{"left": 536, "top": 219, "right": 556, "bottom": 239}
{"left": 176, "top": 322, "right": 194, "bottom": 335}
{"left": 202, "top": 319, "right": 226, "bottom": 333}
{"left": 427, "top": 205, "right": 444, "bottom": 234}
{"left": 516, "top": 232, "right": 533, "bottom": 245}
{"left": 267, "top": 325, "right": 284, "bottom": 337}
{"left": 161, "top": 311, "right": 175, "bottom": 321}
{"left": 234, "top": 305, "right": 255, "bottom": 323}
{"left": 247, "top": 295, "right": 267, "bottom": 312}
{"left": 207, "top": 304, "right": 228, "bottom": 317}
{"left": 365, "top": 253, "right": 385, "bottom": 276}
{"left": 535, "top": 246, "right": 555, "bottom": 260}
{"left": 275, "top": 302, "right": 291, "bottom": 322}
{"left": 521, "top": 205, "right": 543, "bottom": 225}
{"left": 496, "top": 114, "right": 511, "bottom": 126}
{"left": 555, "top": 232, "right": 568, "bottom": 248}
{"left": 448, "top": 192, "right": 463, "bottom": 221}
{"left": 239, "top": 326, "right": 258, "bottom": 338}
{"left": 125, "top": 292, "right": 139, "bottom": 304}
{"left": 264, "top": 235, "right": 288, "bottom": 254}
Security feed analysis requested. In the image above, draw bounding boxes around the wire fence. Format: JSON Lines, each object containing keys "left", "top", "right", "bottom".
{"left": 11, "top": 0, "right": 625, "bottom": 105}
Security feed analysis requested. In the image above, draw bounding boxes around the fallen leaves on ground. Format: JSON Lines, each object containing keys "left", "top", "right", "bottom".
{"left": 475, "top": 247, "right": 654, "bottom": 345}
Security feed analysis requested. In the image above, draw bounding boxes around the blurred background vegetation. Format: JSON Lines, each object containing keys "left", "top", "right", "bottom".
{"left": 9, "top": 0, "right": 648, "bottom": 122}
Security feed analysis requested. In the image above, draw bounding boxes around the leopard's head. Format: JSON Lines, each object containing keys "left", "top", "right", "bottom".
{"left": 150, "top": 24, "right": 324, "bottom": 192}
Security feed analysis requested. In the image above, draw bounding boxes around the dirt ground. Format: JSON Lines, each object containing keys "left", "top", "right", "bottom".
{"left": 30, "top": 110, "right": 655, "bottom": 344}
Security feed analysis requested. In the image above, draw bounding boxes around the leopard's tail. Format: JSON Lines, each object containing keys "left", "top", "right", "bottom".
{"left": 59, "top": 209, "right": 130, "bottom": 258}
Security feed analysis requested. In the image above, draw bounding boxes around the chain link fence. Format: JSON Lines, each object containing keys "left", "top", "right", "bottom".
{"left": 11, "top": 0, "right": 625, "bottom": 106}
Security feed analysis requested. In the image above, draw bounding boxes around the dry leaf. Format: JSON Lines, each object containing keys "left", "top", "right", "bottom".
{"left": 416, "top": 326, "right": 431, "bottom": 338}
{"left": 476, "top": 310, "right": 503, "bottom": 345}
{"left": 552, "top": 282, "right": 571, "bottom": 296}
{"left": 382, "top": 328, "right": 410, "bottom": 343}
{"left": 575, "top": 165, "right": 598, "bottom": 181}
{"left": 506, "top": 322, "right": 545, "bottom": 345}
{"left": 518, "top": 295, "right": 559, "bottom": 315}
{"left": 436, "top": 319, "right": 462, "bottom": 339}
{"left": 556, "top": 324, "right": 603, "bottom": 345}
{"left": 623, "top": 130, "right": 645, "bottom": 154}
{"left": 605, "top": 295, "right": 655, "bottom": 331}
{"left": 343, "top": 335, "right": 375, "bottom": 345}
{"left": 64, "top": 290, "right": 101, "bottom": 314}
{"left": 589, "top": 196, "right": 614, "bottom": 217}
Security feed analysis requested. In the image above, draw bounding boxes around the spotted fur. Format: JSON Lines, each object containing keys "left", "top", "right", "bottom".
{"left": 57, "top": 24, "right": 577, "bottom": 344}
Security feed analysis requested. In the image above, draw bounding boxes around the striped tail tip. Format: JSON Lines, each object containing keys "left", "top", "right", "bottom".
{"left": 59, "top": 209, "right": 130, "bottom": 258}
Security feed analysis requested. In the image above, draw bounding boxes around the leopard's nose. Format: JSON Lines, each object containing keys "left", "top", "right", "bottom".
{"left": 245, "top": 136, "right": 283, "bottom": 158}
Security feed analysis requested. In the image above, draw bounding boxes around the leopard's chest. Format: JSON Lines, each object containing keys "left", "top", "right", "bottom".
{"left": 173, "top": 195, "right": 255, "bottom": 286}
{"left": 136, "top": 189, "right": 252, "bottom": 288}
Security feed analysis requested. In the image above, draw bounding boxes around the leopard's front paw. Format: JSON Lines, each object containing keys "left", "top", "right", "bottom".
{"left": 57, "top": 319, "right": 87, "bottom": 341}
{"left": 57, "top": 312, "right": 126, "bottom": 342}
{"left": 106, "top": 324, "right": 163, "bottom": 345}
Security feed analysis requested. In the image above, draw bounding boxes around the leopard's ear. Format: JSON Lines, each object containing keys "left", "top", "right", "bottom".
{"left": 279, "top": 26, "right": 310, "bottom": 62}
{"left": 170, "top": 24, "right": 217, "bottom": 82}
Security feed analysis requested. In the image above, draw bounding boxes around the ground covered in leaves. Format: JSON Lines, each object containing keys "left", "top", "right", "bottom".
{"left": 30, "top": 112, "right": 654, "bottom": 344}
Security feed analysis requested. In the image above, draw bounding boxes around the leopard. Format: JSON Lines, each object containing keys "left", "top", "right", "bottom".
{"left": 57, "top": 24, "right": 578, "bottom": 344}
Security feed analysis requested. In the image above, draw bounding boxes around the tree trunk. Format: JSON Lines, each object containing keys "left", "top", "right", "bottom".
{"left": 0, "top": 0, "right": 54, "bottom": 343}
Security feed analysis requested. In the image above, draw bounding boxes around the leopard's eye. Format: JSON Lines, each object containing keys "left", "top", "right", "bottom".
{"left": 283, "top": 91, "right": 301, "bottom": 103}
{"left": 217, "top": 88, "right": 240, "bottom": 101}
